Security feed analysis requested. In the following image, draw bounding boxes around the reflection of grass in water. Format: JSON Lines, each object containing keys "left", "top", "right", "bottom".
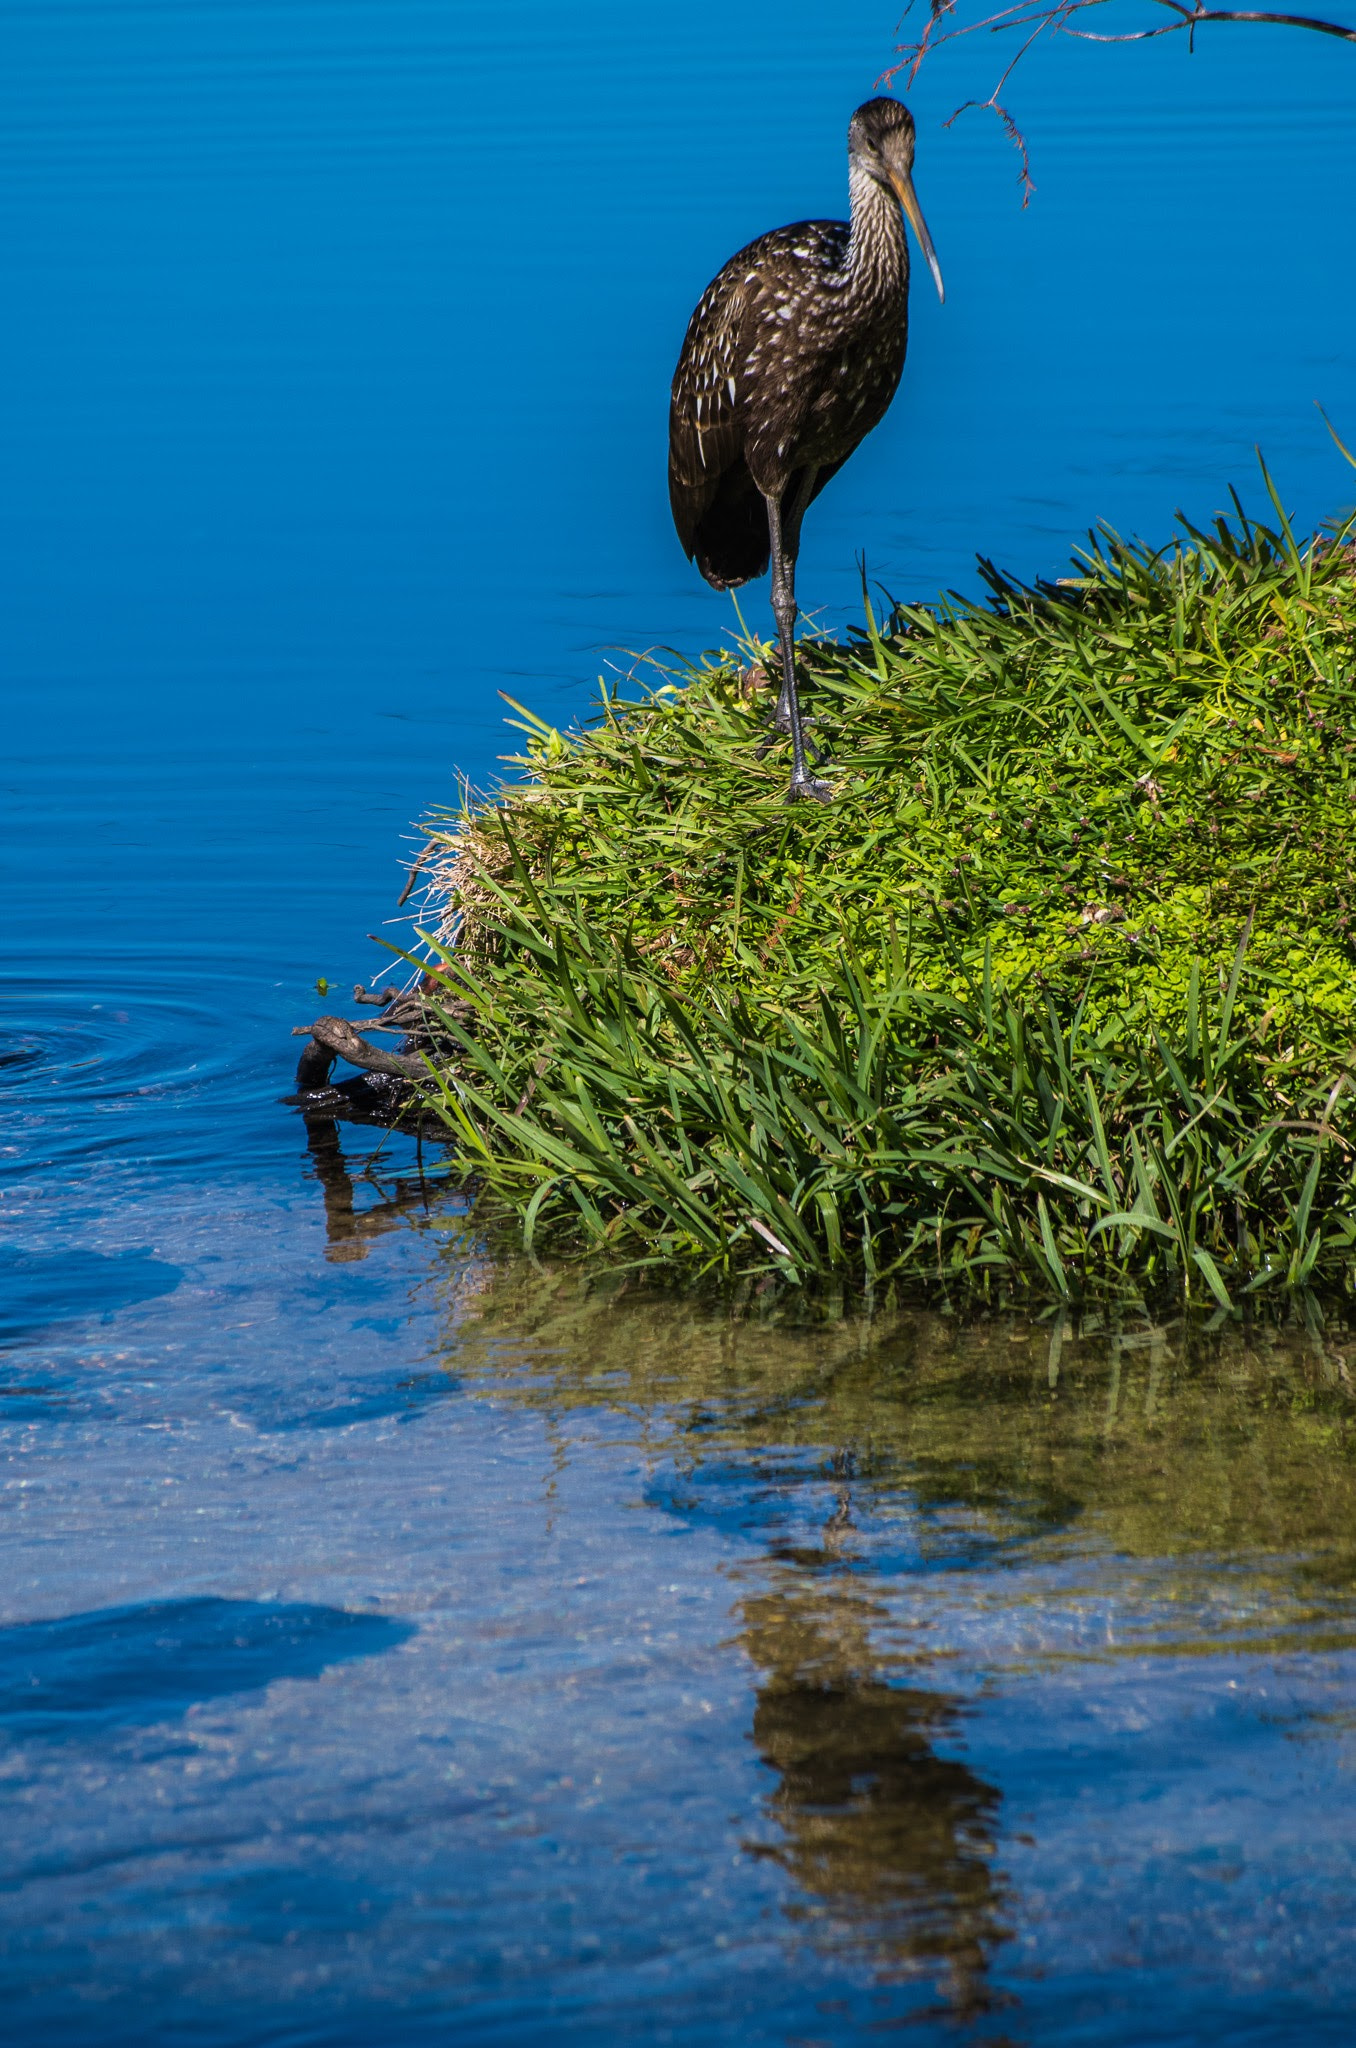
{"left": 438, "top": 1250, "right": 1356, "bottom": 1601}
{"left": 416, "top": 508, "right": 1356, "bottom": 1303}
{"left": 434, "top": 1248, "right": 1356, "bottom": 2014}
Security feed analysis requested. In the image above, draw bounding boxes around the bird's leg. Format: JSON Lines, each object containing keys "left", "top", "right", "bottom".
{"left": 765, "top": 489, "right": 831, "bottom": 804}
{"left": 772, "top": 530, "right": 794, "bottom": 732}
{"left": 768, "top": 468, "right": 817, "bottom": 732}
{"left": 781, "top": 470, "right": 832, "bottom": 768}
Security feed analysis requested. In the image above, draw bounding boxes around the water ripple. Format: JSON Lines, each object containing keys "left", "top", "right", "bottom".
{"left": 0, "top": 975, "right": 295, "bottom": 1177}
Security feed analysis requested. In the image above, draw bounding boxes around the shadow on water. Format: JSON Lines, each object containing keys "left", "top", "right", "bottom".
{"left": 0, "top": 1246, "right": 183, "bottom": 1345}
{"left": 0, "top": 1598, "right": 414, "bottom": 1742}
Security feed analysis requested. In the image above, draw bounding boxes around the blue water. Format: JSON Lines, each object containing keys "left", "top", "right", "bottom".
{"left": 4, "top": 1, "right": 1356, "bottom": 2040}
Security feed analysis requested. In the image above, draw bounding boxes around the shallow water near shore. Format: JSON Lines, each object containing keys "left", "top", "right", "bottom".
{"left": 4, "top": 0, "right": 1356, "bottom": 2040}
{"left": 6, "top": 1231, "right": 1356, "bottom": 2045}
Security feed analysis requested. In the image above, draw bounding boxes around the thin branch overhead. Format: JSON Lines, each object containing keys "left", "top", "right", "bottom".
{"left": 884, "top": 0, "right": 1356, "bottom": 201}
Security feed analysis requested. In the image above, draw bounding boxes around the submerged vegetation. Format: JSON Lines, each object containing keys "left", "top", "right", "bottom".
{"left": 409, "top": 497, "right": 1356, "bottom": 1306}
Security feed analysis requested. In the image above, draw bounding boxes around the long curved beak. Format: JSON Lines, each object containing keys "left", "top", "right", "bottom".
{"left": 888, "top": 167, "right": 945, "bottom": 305}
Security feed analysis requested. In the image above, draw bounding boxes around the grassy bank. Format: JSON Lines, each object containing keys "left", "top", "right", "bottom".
{"left": 410, "top": 498, "right": 1356, "bottom": 1306}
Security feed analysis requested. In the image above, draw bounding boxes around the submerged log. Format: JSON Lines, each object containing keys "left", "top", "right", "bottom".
{"left": 291, "top": 968, "right": 474, "bottom": 1096}
{"left": 292, "top": 1014, "right": 426, "bottom": 1086}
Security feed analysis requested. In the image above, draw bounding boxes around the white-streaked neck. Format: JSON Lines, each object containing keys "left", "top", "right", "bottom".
{"left": 845, "top": 156, "right": 909, "bottom": 301}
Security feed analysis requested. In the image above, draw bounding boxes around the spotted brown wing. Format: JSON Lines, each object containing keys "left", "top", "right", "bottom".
{"left": 668, "top": 223, "right": 855, "bottom": 589}
{"left": 668, "top": 253, "right": 756, "bottom": 561}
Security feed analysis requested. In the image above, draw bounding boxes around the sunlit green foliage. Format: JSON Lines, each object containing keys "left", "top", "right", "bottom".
{"left": 413, "top": 501, "right": 1356, "bottom": 1304}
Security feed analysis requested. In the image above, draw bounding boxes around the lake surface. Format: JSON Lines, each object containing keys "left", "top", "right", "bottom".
{"left": 3, "top": 2, "right": 1356, "bottom": 2040}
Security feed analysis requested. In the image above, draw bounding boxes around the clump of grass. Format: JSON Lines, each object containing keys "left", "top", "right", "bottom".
{"left": 410, "top": 493, "right": 1356, "bottom": 1306}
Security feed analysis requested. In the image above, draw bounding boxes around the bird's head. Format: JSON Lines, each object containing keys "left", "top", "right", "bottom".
{"left": 848, "top": 98, "right": 944, "bottom": 304}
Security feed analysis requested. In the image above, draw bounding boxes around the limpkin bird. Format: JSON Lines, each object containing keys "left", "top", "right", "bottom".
{"left": 669, "top": 97, "right": 944, "bottom": 801}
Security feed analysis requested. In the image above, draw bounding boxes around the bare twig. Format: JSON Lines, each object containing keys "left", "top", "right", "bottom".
{"left": 884, "top": 0, "right": 1356, "bottom": 199}
{"left": 398, "top": 839, "right": 438, "bottom": 908}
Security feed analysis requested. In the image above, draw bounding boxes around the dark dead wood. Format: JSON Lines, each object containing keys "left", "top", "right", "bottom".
{"left": 397, "top": 840, "right": 438, "bottom": 908}
{"left": 291, "top": 956, "right": 477, "bottom": 1098}
{"left": 294, "top": 1031, "right": 342, "bottom": 1091}
{"left": 293, "top": 1015, "right": 426, "bottom": 1082}
{"left": 376, "top": 991, "right": 442, "bottom": 1031}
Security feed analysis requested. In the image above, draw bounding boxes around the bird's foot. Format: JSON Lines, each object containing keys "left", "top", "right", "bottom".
{"left": 787, "top": 774, "right": 834, "bottom": 805}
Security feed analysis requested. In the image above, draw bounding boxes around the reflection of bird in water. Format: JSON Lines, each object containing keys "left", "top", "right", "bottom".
{"left": 669, "top": 97, "right": 944, "bottom": 802}
{"left": 742, "top": 1578, "right": 1008, "bottom": 2017}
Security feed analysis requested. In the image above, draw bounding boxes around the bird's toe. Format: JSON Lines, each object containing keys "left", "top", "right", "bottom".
{"left": 788, "top": 775, "right": 834, "bottom": 805}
